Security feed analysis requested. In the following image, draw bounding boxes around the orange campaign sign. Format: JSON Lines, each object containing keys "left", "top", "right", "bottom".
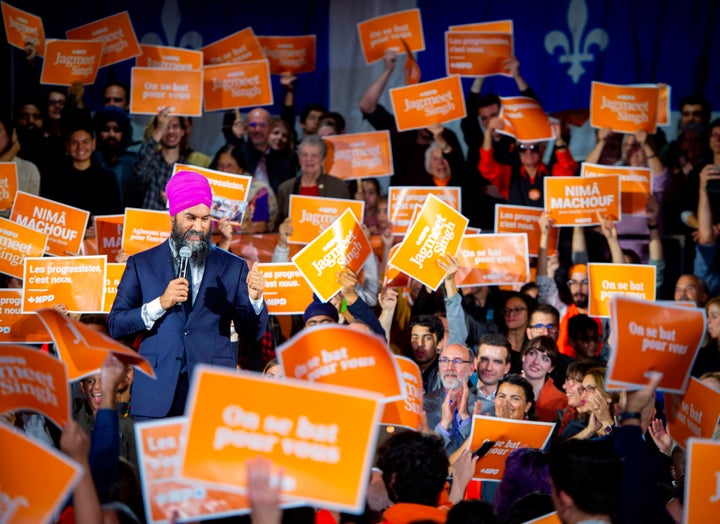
{"left": 0, "top": 424, "right": 82, "bottom": 524}
{"left": 656, "top": 84, "right": 671, "bottom": 126}
{"left": 544, "top": 175, "right": 621, "bottom": 227}
{"left": 203, "top": 60, "right": 273, "bottom": 111}
{"left": 498, "top": 96, "right": 555, "bottom": 142}
{"left": 494, "top": 204, "right": 558, "bottom": 258}
{"left": 466, "top": 416, "right": 555, "bottom": 481}
{"left": 35, "top": 308, "right": 155, "bottom": 381}
{"left": 277, "top": 324, "right": 404, "bottom": 400}
{"left": 0, "top": 344, "right": 70, "bottom": 428}
{"left": 40, "top": 39, "right": 104, "bottom": 86}
{"left": 357, "top": 9, "right": 425, "bottom": 64}
{"left": 388, "top": 194, "right": 468, "bottom": 291}
{"left": 384, "top": 244, "right": 410, "bottom": 288}
{"left": 135, "top": 417, "right": 256, "bottom": 523}
{"left": 684, "top": 438, "right": 720, "bottom": 524}
{"left": 93, "top": 214, "right": 124, "bottom": 261}
{"left": 666, "top": 377, "right": 720, "bottom": 449}
{"left": 257, "top": 262, "right": 314, "bottom": 315}
{"left": 389, "top": 75, "right": 466, "bottom": 132}
{"left": 381, "top": 356, "right": 424, "bottom": 430}
{"left": 258, "top": 35, "right": 316, "bottom": 74}
{"left": 323, "top": 131, "right": 394, "bottom": 180}
{"left": 288, "top": 195, "right": 365, "bottom": 245}
{"left": 181, "top": 367, "right": 383, "bottom": 513}
{"left": 122, "top": 208, "right": 171, "bottom": 256}
{"left": 129, "top": 67, "right": 203, "bottom": 116}
{"left": 445, "top": 31, "right": 513, "bottom": 77}
{"left": 65, "top": 11, "right": 141, "bottom": 67}
{"left": 388, "top": 186, "right": 461, "bottom": 237}
{"left": 587, "top": 263, "right": 656, "bottom": 318}
{"left": 449, "top": 20, "right": 514, "bottom": 33}
{"left": 524, "top": 513, "right": 562, "bottom": 524}
{"left": 102, "top": 262, "right": 125, "bottom": 314}
{"left": 582, "top": 162, "right": 652, "bottom": 216}
{"left": 455, "top": 233, "right": 529, "bottom": 287}
{"left": 10, "top": 191, "right": 89, "bottom": 256}
{"left": 0, "top": 216, "right": 47, "bottom": 279}
{"left": 1, "top": 1, "right": 45, "bottom": 56}
{"left": 22, "top": 255, "right": 106, "bottom": 314}
{"left": 172, "top": 163, "right": 252, "bottom": 222}
{"left": 136, "top": 44, "right": 203, "bottom": 70}
{"left": 202, "top": 27, "right": 265, "bottom": 65}
{"left": 292, "top": 209, "right": 371, "bottom": 303}
{"left": 0, "top": 289, "right": 51, "bottom": 344}
{"left": 590, "top": 81, "right": 659, "bottom": 134}
{"left": 0, "top": 162, "right": 18, "bottom": 210}
{"left": 607, "top": 297, "right": 706, "bottom": 393}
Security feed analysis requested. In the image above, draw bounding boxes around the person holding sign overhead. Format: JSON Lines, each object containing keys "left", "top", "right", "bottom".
{"left": 109, "top": 170, "right": 268, "bottom": 419}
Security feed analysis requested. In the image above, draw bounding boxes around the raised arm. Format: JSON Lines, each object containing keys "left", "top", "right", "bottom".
{"left": 636, "top": 130, "right": 664, "bottom": 176}
{"left": 584, "top": 127, "right": 612, "bottom": 165}
{"left": 359, "top": 50, "right": 397, "bottom": 115}
{"left": 597, "top": 212, "right": 624, "bottom": 264}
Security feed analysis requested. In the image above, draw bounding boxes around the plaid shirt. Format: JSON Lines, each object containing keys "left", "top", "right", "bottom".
{"left": 134, "top": 137, "right": 188, "bottom": 210}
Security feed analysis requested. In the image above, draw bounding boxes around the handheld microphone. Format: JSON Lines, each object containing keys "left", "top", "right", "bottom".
{"left": 178, "top": 246, "right": 191, "bottom": 280}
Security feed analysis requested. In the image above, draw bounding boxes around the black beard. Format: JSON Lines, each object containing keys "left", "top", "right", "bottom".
{"left": 573, "top": 294, "right": 589, "bottom": 308}
{"left": 171, "top": 220, "right": 211, "bottom": 265}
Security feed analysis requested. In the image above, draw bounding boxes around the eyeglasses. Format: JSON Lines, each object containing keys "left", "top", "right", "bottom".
{"left": 566, "top": 279, "right": 589, "bottom": 287}
{"left": 529, "top": 322, "right": 558, "bottom": 331}
{"left": 438, "top": 357, "right": 473, "bottom": 366}
{"left": 504, "top": 306, "right": 527, "bottom": 315}
{"left": 518, "top": 143, "right": 539, "bottom": 153}
{"left": 578, "top": 384, "right": 598, "bottom": 394}
{"left": 249, "top": 122, "right": 267, "bottom": 128}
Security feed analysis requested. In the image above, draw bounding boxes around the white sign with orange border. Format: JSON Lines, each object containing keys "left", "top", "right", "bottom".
{"left": 121, "top": 208, "right": 171, "bottom": 256}
{"left": 582, "top": 163, "right": 652, "bottom": 217}
{"left": 494, "top": 204, "right": 558, "bottom": 258}
{"left": 388, "top": 186, "right": 461, "bottom": 237}
{"left": 0, "top": 289, "right": 51, "bottom": 344}
{"left": 587, "top": 263, "right": 656, "bottom": 318}
{"left": 684, "top": 438, "right": 720, "bottom": 523}
{"left": 1, "top": 1, "right": 45, "bottom": 56}
{"left": 544, "top": 175, "right": 621, "bottom": 227}
{"left": 323, "top": 131, "right": 394, "bottom": 180}
{"left": 389, "top": 75, "right": 467, "bottom": 132}
{"left": 129, "top": 67, "right": 203, "bottom": 116}
{"left": 257, "top": 262, "right": 314, "bottom": 315}
{"left": 455, "top": 233, "right": 529, "bottom": 287}
{"left": 357, "top": 9, "right": 425, "bottom": 64}
{"left": 288, "top": 195, "right": 365, "bottom": 245}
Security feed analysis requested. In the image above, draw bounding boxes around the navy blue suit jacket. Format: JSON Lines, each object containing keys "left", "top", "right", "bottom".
{"left": 108, "top": 241, "right": 268, "bottom": 418}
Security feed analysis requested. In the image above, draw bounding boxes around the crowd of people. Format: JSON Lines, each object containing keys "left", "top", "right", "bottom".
{"left": 2, "top": 28, "right": 720, "bottom": 524}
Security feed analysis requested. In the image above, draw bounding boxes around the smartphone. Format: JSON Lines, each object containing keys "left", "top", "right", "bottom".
{"left": 472, "top": 440, "right": 496, "bottom": 458}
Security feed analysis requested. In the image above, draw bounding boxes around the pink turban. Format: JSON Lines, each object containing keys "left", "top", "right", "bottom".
{"left": 166, "top": 170, "right": 213, "bottom": 216}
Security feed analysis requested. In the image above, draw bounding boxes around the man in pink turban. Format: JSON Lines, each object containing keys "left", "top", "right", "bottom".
{"left": 109, "top": 170, "right": 268, "bottom": 419}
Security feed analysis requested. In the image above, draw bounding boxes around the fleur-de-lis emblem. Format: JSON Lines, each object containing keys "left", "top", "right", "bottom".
{"left": 544, "top": 0, "right": 609, "bottom": 84}
{"left": 140, "top": 0, "right": 202, "bottom": 49}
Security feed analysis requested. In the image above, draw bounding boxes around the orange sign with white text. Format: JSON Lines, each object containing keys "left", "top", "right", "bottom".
{"left": 590, "top": 81, "right": 659, "bottom": 134}
{"left": 136, "top": 44, "right": 203, "bottom": 70}
{"left": 0, "top": 289, "right": 51, "bottom": 344}
{"left": 388, "top": 186, "right": 461, "bottom": 236}
{"left": 684, "top": 438, "right": 720, "bottom": 523}
{"left": 181, "top": 367, "right": 383, "bottom": 513}
{"left": 607, "top": 297, "right": 706, "bottom": 393}
{"left": 544, "top": 175, "right": 621, "bottom": 227}
{"left": 582, "top": 163, "right": 652, "bottom": 216}
{"left": 278, "top": 325, "right": 404, "bottom": 400}
{"left": 22, "top": 255, "right": 106, "bottom": 313}
{"left": 35, "top": 308, "right": 155, "bottom": 381}
{"left": 388, "top": 194, "right": 468, "bottom": 291}
{"left": 588, "top": 263, "right": 656, "bottom": 318}
{"left": 129, "top": 67, "right": 203, "bottom": 116}
{"left": 449, "top": 20, "right": 514, "bottom": 33}
{"left": 494, "top": 204, "right": 558, "bottom": 258}
{"left": 10, "top": 192, "right": 89, "bottom": 256}
{"left": 172, "top": 163, "right": 252, "bottom": 221}
{"left": 258, "top": 35, "right": 316, "bottom": 75}
{"left": 383, "top": 244, "right": 410, "bottom": 288}
{"left": 121, "top": 208, "right": 170, "bottom": 255}
{"left": 0, "top": 424, "right": 82, "bottom": 524}
{"left": 257, "top": 262, "right": 314, "bottom": 315}
{"left": 381, "top": 356, "right": 424, "bottom": 430}
{"left": 389, "top": 75, "right": 466, "bottom": 132}
{"left": 0, "top": 344, "right": 70, "bottom": 428}
{"left": 498, "top": 96, "right": 554, "bottom": 142}
{"left": 455, "top": 234, "right": 529, "bottom": 287}
{"left": 66, "top": 11, "right": 141, "bottom": 67}
{"left": 40, "top": 39, "right": 103, "bottom": 86}
{"left": 102, "top": 262, "right": 125, "bottom": 314}
{"left": 94, "top": 214, "right": 124, "bottom": 261}
{"left": 357, "top": 9, "right": 424, "bottom": 64}
{"left": 445, "top": 31, "right": 513, "bottom": 77}
{"left": 0, "top": 162, "right": 18, "bottom": 210}
{"left": 1, "top": 1, "right": 45, "bottom": 56}
{"left": 324, "top": 131, "right": 394, "bottom": 180}
{"left": 292, "top": 209, "right": 371, "bottom": 303}
{"left": 135, "top": 417, "right": 254, "bottom": 523}
{"left": 467, "top": 416, "right": 555, "bottom": 481}
{"left": 288, "top": 195, "right": 365, "bottom": 245}
{"left": 666, "top": 378, "right": 720, "bottom": 448}
{"left": 203, "top": 60, "right": 273, "bottom": 111}
{"left": 0, "top": 216, "right": 47, "bottom": 279}
{"left": 202, "top": 27, "right": 265, "bottom": 65}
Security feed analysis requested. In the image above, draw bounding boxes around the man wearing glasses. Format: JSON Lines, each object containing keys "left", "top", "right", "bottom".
{"left": 423, "top": 343, "right": 477, "bottom": 455}
{"left": 239, "top": 107, "right": 293, "bottom": 195}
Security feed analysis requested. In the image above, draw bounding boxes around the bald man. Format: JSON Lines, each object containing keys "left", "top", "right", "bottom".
{"left": 239, "top": 107, "right": 293, "bottom": 194}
